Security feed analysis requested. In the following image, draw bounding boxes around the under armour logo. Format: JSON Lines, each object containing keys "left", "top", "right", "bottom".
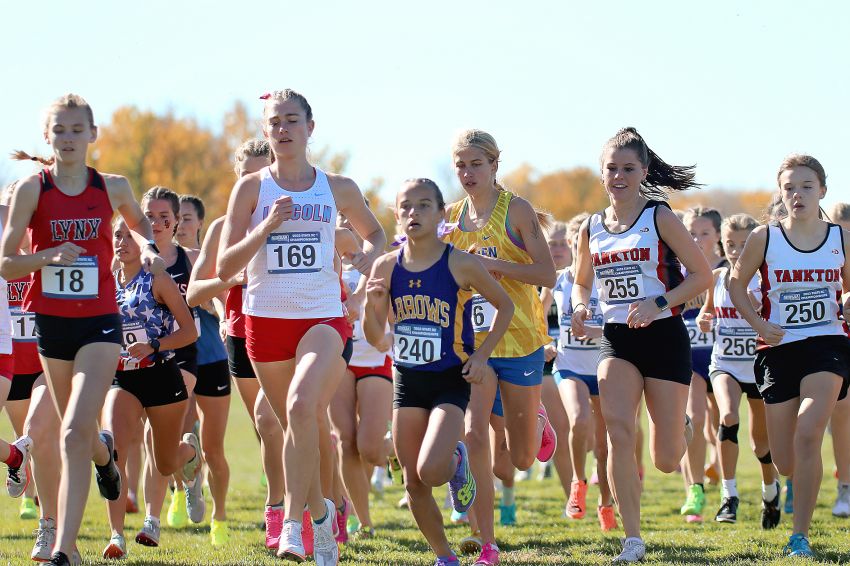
{"left": 639, "top": 227, "right": 649, "bottom": 233}
{"left": 409, "top": 279, "right": 421, "bottom": 288}
{"left": 833, "top": 249, "right": 840, "bottom": 254}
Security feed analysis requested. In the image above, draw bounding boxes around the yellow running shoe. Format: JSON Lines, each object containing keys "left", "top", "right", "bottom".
{"left": 166, "top": 487, "right": 188, "bottom": 528}
{"left": 19, "top": 496, "right": 38, "bottom": 520}
{"left": 210, "top": 519, "right": 229, "bottom": 547}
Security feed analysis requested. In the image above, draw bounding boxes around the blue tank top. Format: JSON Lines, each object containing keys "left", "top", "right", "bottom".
{"left": 196, "top": 308, "right": 228, "bottom": 365}
{"left": 389, "top": 244, "right": 473, "bottom": 371}
{"left": 115, "top": 269, "right": 175, "bottom": 371}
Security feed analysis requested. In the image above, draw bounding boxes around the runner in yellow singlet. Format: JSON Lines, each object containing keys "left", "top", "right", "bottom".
{"left": 443, "top": 129, "right": 556, "bottom": 566}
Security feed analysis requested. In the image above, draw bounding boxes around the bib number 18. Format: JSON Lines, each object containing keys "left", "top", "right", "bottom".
{"left": 42, "top": 256, "right": 99, "bottom": 299}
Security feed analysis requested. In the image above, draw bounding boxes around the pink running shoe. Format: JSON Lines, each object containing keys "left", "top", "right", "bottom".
{"left": 474, "top": 542, "right": 500, "bottom": 565}
{"left": 335, "top": 499, "right": 349, "bottom": 544}
{"left": 265, "top": 506, "right": 284, "bottom": 549}
{"left": 536, "top": 405, "right": 557, "bottom": 463}
{"left": 302, "top": 509, "right": 314, "bottom": 556}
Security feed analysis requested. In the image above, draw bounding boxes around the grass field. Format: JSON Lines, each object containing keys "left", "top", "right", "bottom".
{"left": 2, "top": 396, "right": 850, "bottom": 565}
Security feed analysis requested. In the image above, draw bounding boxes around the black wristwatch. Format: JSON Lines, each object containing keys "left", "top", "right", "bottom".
{"left": 654, "top": 295, "right": 670, "bottom": 312}
{"left": 146, "top": 239, "right": 160, "bottom": 254}
{"left": 149, "top": 338, "right": 161, "bottom": 355}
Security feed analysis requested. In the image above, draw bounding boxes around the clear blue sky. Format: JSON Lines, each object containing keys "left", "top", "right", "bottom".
{"left": 1, "top": 1, "right": 847, "bottom": 210}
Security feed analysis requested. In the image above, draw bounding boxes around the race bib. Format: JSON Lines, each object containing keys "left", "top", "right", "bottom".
{"left": 42, "top": 256, "right": 98, "bottom": 299}
{"left": 685, "top": 317, "right": 715, "bottom": 349}
{"left": 779, "top": 288, "right": 830, "bottom": 329}
{"left": 393, "top": 323, "right": 441, "bottom": 367}
{"left": 596, "top": 264, "right": 646, "bottom": 304}
{"left": 266, "top": 232, "right": 323, "bottom": 274}
{"left": 10, "top": 306, "right": 36, "bottom": 342}
{"left": 716, "top": 326, "right": 757, "bottom": 361}
{"left": 121, "top": 320, "right": 148, "bottom": 356}
{"left": 471, "top": 294, "right": 496, "bottom": 333}
{"left": 559, "top": 325, "right": 597, "bottom": 350}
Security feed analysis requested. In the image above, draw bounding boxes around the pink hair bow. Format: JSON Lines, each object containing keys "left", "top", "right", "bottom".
{"left": 391, "top": 221, "right": 458, "bottom": 247}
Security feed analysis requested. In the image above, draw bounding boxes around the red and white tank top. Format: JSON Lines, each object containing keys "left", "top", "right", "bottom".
{"left": 244, "top": 167, "right": 342, "bottom": 319}
{"left": 25, "top": 168, "right": 116, "bottom": 317}
{"left": 0, "top": 218, "right": 12, "bottom": 355}
{"left": 588, "top": 201, "right": 684, "bottom": 325}
{"left": 759, "top": 223, "right": 845, "bottom": 347}
{"left": 8, "top": 276, "right": 40, "bottom": 374}
{"left": 225, "top": 284, "right": 246, "bottom": 338}
{"left": 709, "top": 268, "right": 759, "bottom": 383}
{"left": 341, "top": 266, "right": 388, "bottom": 367}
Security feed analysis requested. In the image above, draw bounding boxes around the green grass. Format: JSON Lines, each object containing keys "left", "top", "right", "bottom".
{"left": 2, "top": 397, "right": 850, "bottom": 565}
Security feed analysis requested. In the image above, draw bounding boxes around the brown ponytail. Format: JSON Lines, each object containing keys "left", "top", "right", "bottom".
{"left": 10, "top": 150, "right": 54, "bottom": 166}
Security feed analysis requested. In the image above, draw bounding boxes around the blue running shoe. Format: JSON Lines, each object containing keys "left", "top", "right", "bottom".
{"left": 783, "top": 533, "right": 813, "bottom": 557}
{"left": 784, "top": 479, "right": 794, "bottom": 514}
{"left": 434, "top": 556, "right": 460, "bottom": 566}
{"left": 500, "top": 503, "right": 517, "bottom": 526}
{"left": 448, "top": 442, "right": 476, "bottom": 513}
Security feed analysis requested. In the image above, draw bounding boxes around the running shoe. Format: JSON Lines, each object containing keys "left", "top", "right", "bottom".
{"left": 185, "top": 478, "right": 206, "bottom": 524}
{"left": 102, "top": 532, "right": 127, "bottom": 559}
{"left": 47, "top": 551, "right": 81, "bottom": 566}
{"left": 387, "top": 453, "right": 403, "bottom": 486}
{"left": 302, "top": 509, "right": 314, "bottom": 556}
{"left": 181, "top": 432, "right": 203, "bottom": 486}
{"left": 761, "top": 487, "right": 781, "bottom": 530}
{"left": 210, "top": 519, "right": 229, "bottom": 547}
{"left": 94, "top": 431, "right": 121, "bottom": 501}
{"left": 261, "top": 473, "right": 267, "bottom": 488}
{"left": 613, "top": 538, "right": 646, "bottom": 563}
{"left": 566, "top": 479, "right": 588, "bottom": 519}
{"left": 450, "top": 510, "right": 469, "bottom": 524}
{"left": 335, "top": 499, "right": 349, "bottom": 544}
{"left": 783, "top": 533, "right": 813, "bottom": 558}
{"left": 715, "top": 496, "right": 739, "bottom": 523}
{"left": 265, "top": 506, "right": 284, "bottom": 549}
{"left": 352, "top": 525, "right": 375, "bottom": 539}
{"left": 590, "top": 469, "right": 600, "bottom": 486}
{"left": 499, "top": 503, "right": 516, "bottom": 526}
{"left": 135, "top": 516, "right": 160, "bottom": 547}
{"left": 125, "top": 494, "right": 139, "bottom": 514}
{"left": 459, "top": 531, "right": 483, "bottom": 555}
{"left": 20, "top": 495, "right": 38, "bottom": 519}
{"left": 31, "top": 517, "right": 56, "bottom": 561}
{"left": 686, "top": 514, "right": 703, "bottom": 524}
{"left": 277, "top": 519, "right": 306, "bottom": 562}
{"left": 346, "top": 514, "right": 360, "bottom": 535}
{"left": 536, "top": 405, "right": 557, "bottom": 462}
{"left": 166, "top": 488, "right": 188, "bottom": 528}
{"left": 680, "top": 484, "right": 705, "bottom": 516}
{"left": 434, "top": 557, "right": 460, "bottom": 566}
{"left": 397, "top": 494, "right": 409, "bottom": 509}
{"left": 371, "top": 466, "right": 386, "bottom": 499}
{"left": 784, "top": 478, "right": 794, "bottom": 514}
{"left": 597, "top": 505, "right": 617, "bottom": 532}
{"left": 6, "top": 435, "right": 33, "bottom": 497}
{"left": 833, "top": 483, "right": 850, "bottom": 517}
{"left": 704, "top": 464, "right": 720, "bottom": 486}
{"left": 449, "top": 442, "right": 476, "bottom": 513}
{"left": 514, "top": 468, "right": 531, "bottom": 481}
{"left": 473, "top": 542, "right": 500, "bottom": 565}
{"left": 312, "top": 499, "right": 339, "bottom": 566}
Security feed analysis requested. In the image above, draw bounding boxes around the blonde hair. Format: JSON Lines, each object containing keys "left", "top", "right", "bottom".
{"left": 721, "top": 213, "right": 759, "bottom": 236}
{"left": 234, "top": 138, "right": 270, "bottom": 176}
{"left": 11, "top": 93, "right": 95, "bottom": 167}
{"left": 546, "top": 221, "right": 568, "bottom": 240}
{"left": 566, "top": 212, "right": 590, "bottom": 244}
{"left": 829, "top": 202, "right": 850, "bottom": 223}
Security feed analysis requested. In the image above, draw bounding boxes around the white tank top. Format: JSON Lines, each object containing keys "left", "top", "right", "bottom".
{"left": 709, "top": 268, "right": 759, "bottom": 383}
{"left": 588, "top": 201, "right": 684, "bottom": 325}
{"left": 760, "top": 223, "right": 845, "bottom": 346}
{"left": 341, "top": 266, "right": 389, "bottom": 367}
{"left": 244, "top": 167, "right": 342, "bottom": 319}
{"left": 552, "top": 269, "right": 602, "bottom": 377}
{"left": 0, "top": 218, "right": 13, "bottom": 355}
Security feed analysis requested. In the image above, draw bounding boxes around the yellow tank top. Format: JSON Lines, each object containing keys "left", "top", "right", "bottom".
{"left": 445, "top": 190, "right": 551, "bottom": 358}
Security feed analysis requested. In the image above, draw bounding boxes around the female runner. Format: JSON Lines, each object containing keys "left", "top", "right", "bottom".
{"left": 572, "top": 127, "right": 711, "bottom": 562}
{"left": 444, "top": 129, "right": 556, "bottom": 565}
{"left": 0, "top": 93, "right": 164, "bottom": 566}
{"left": 101, "top": 218, "right": 201, "bottom": 558}
{"left": 218, "top": 89, "right": 385, "bottom": 565}
{"left": 364, "top": 178, "right": 513, "bottom": 566}
{"left": 729, "top": 154, "right": 850, "bottom": 557}
{"left": 696, "top": 213, "right": 780, "bottom": 527}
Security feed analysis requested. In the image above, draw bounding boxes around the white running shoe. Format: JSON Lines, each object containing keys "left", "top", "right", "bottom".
{"left": 103, "top": 532, "right": 128, "bottom": 559}
{"left": 31, "top": 517, "right": 56, "bottom": 561}
{"left": 613, "top": 538, "right": 646, "bottom": 563}
{"left": 134, "top": 516, "right": 161, "bottom": 547}
{"left": 6, "top": 435, "right": 33, "bottom": 497}
{"left": 312, "top": 499, "right": 339, "bottom": 566}
{"left": 833, "top": 484, "right": 850, "bottom": 517}
{"left": 277, "top": 519, "right": 306, "bottom": 561}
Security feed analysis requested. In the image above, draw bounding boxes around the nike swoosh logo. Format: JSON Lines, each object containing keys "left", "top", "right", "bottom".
{"left": 482, "top": 235, "right": 490, "bottom": 240}
{"left": 170, "top": 273, "right": 184, "bottom": 279}
{"left": 523, "top": 370, "right": 535, "bottom": 376}
{"left": 175, "top": 391, "right": 182, "bottom": 397}
{"left": 102, "top": 329, "right": 115, "bottom": 334}
{"left": 217, "top": 385, "right": 227, "bottom": 391}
